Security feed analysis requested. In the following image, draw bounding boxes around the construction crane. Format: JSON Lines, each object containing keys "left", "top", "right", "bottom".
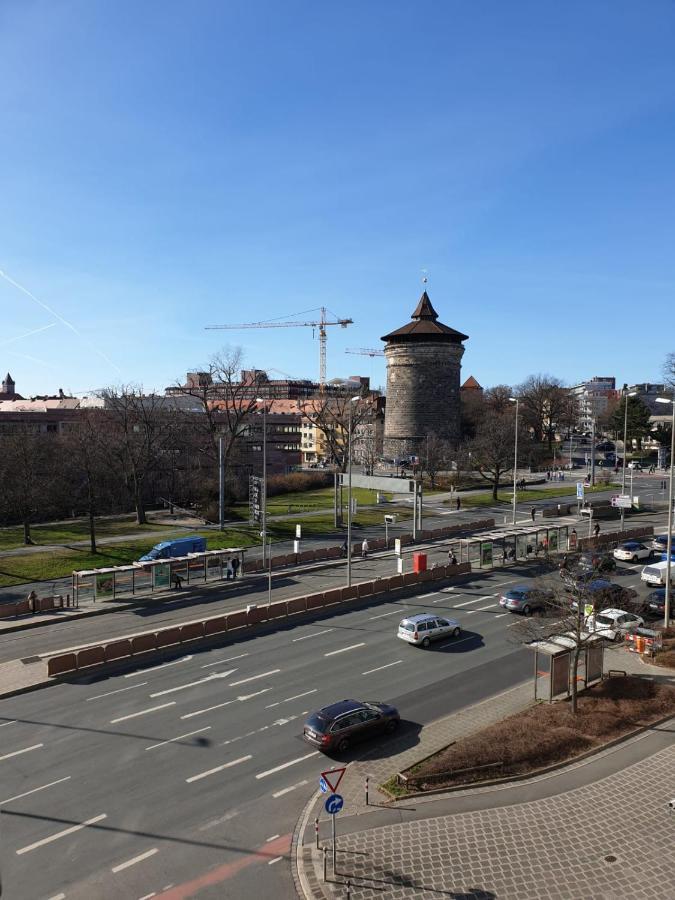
{"left": 205, "top": 307, "right": 352, "bottom": 389}
{"left": 345, "top": 347, "right": 385, "bottom": 357}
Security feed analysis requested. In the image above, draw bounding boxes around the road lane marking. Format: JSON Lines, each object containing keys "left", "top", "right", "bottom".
{"left": 292, "top": 629, "right": 334, "bottom": 641}
{"left": 86, "top": 683, "right": 148, "bottom": 701}
{"left": 229, "top": 669, "right": 280, "bottom": 686}
{"left": 186, "top": 755, "right": 252, "bottom": 783}
{"left": 201, "top": 653, "right": 249, "bottom": 668}
{"left": 124, "top": 656, "right": 191, "bottom": 678}
{"left": 324, "top": 642, "right": 366, "bottom": 657}
{"left": 181, "top": 688, "right": 271, "bottom": 719}
{"left": 145, "top": 727, "right": 212, "bottom": 751}
{"left": 439, "top": 586, "right": 456, "bottom": 593}
{"left": 110, "top": 703, "right": 175, "bottom": 724}
{"left": 255, "top": 751, "right": 319, "bottom": 779}
{"left": 453, "top": 596, "right": 492, "bottom": 608}
{"left": 466, "top": 604, "right": 498, "bottom": 614}
{"left": 138, "top": 894, "right": 157, "bottom": 900}
{"left": 0, "top": 744, "right": 43, "bottom": 763}
{"left": 149, "top": 671, "right": 236, "bottom": 698}
{"left": 112, "top": 848, "right": 159, "bottom": 873}
{"left": 0, "top": 720, "right": 17, "bottom": 727}
{"left": 268, "top": 856, "right": 283, "bottom": 865}
{"left": 362, "top": 660, "right": 403, "bottom": 675}
{"left": 495, "top": 613, "right": 509, "bottom": 618}
{"left": 367, "top": 610, "right": 400, "bottom": 620}
{"left": 199, "top": 809, "right": 240, "bottom": 831}
{"left": 16, "top": 813, "right": 107, "bottom": 855}
{"left": 415, "top": 592, "right": 437, "bottom": 599}
{"left": 47, "top": 894, "right": 66, "bottom": 900}
{"left": 282, "top": 689, "right": 317, "bottom": 702}
{"left": 266, "top": 834, "right": 280, "bottom": 842}
{"left": 273, "top": 779, "right": 309, "bottom": 798}
{"left": 438, "top": 636, "right": 476, "bottom": 649}
{"left": 0, "top": 776, "right": 71, "bottom": 807}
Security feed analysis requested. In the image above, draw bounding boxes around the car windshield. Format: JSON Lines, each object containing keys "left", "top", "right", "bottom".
{"left": 507, "top": 591, "right": 526, "bottom": 600}
{"left": 596, "top": 615, "right": 614, "bottom": 626}
{"left": 400, "top": 621, "right": 415, "bottom": 632}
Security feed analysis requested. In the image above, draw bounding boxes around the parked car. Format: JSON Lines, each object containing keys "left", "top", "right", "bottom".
{"left": 569, "top": 551, "right": 617, "bottom": 574}
{"left": 303, "top": 699, "right": 400, "bottom": 753}
{"left": 627, "top": 461, "right": 644, "bottom": 470}
{"left": 641, "top": 560, "right": 675, "bottom": 587}
{"left": 569, "top": 579, "right": 638, "bottom": 611}
{"left": 584, "top": 608, "right": 644, "bottom": 642}
{"left": 645, "top": 589, "right": 668, "bottom": 618}
{"left": 498, "top": 586, "right": 553, "bottom": 615}
{"left": 397, "top": 614, "right": 461, "bottom": 648}
{"left": 613, "top": 541, "right": 653, "bottom": 562}
{"left": 647, "top": 534, "right": 675, "bottom": 553}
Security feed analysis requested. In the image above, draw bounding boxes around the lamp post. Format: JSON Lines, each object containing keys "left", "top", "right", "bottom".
{"left": 255, "top": 398, "right": 268, "bottom": 564}
{"left": 620, "top": 388, "right": 637, "bottom": 532}
{"left": 346, "top": 396, "right": 360, "bottom": 587}
{"left": 656, "top": 396, "right": 675, "bottom": 627}
{"left": 509, "top": 397, "right": 519, "bottom": 525}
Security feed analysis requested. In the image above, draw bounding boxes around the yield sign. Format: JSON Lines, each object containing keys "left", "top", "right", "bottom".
{"left": 320, "top": 766, "right": 346, "bottom": 793}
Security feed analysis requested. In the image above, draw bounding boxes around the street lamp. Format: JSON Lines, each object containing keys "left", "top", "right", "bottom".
{"left": 346, "top": 395, "right": 360, "bottom": 587}
{"left": 255, "top": 398, "right": 269, "bottom": 564}
{"left": 509, "top": 397, "right": 519, "bottom": 526}
{"left": 620, "top": 387, "right": 637, "bottom": 532}
{"left": 656, "top": 396, "right": 675, "bottom": 628}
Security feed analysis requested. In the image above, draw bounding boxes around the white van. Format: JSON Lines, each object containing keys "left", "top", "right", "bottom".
{"left": 641, "top": 560, "right": 674, "bottom": 587}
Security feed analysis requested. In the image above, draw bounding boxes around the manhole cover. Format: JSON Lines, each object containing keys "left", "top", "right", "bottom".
{"left": 21, "top": 656, "right": 42, "bottom": 665}
{"left": 604, "top": 855, "right": 617, "bottom": 863}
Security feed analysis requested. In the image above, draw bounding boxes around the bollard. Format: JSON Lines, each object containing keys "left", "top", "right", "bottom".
{"left": 315, "top": 817, "right": 319, "bottom": 849}
{"left": 323, "top": 846, "right": 328, "bottom": 882}
{"left": 346, "top": 879, "right": 351, "bottom": 899}
{"left": 365, "top": 776, "right": 369, "bottom": 806}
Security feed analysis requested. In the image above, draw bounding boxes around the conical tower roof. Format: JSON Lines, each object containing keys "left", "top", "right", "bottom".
{"left": 381, "top": 291, "right": 468, "bottom": 344}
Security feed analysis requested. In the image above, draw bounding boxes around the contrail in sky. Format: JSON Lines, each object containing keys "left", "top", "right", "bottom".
{"left": 0, "top": 323, "right": 56, "bottom": 346}
{"left": 0, "top": 268, "right": 123, "bottom": 375}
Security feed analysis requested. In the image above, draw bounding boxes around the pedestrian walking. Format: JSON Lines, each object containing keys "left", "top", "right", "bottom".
{"left": 456, "top": 496, "right": 461, "bottom": 511}
{"left": 593, "top": 522, "right": 600, "bottom": 539}
{"left": 531, "top": 507, "right": 536, "bottom": 523}
{"left": 226, "top": 558, "right": 233, "bottom": 580}
{"left": 231, "top": 556, "right": 240, "bottom": 579}
{"left": 340, "top": 540, "right": 348, "bottom": 558}
{"left": 27, "top": 589, "right": 38, "bottom": 613}
{"left": 172, "top": 573, "right": 183, "bottom": 590}
{"left": 449, "top": 551, "right": 458, "bottom": 566}
{"left": 361, "top": 538, "right": 369, "bottom": 559}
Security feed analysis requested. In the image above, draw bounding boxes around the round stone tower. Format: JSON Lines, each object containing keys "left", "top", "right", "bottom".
{"left": 381, "top": 291, "right": 468, "bottom": 459}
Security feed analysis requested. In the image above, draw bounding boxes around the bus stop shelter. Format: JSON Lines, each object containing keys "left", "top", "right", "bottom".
{"left": 529, "top": 632, "right": 604, "bottom": 701}
{"left": 456, "top": 524, "right": 570, "bottom": 569}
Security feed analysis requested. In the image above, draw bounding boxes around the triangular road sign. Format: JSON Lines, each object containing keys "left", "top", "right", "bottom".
{"left": 320, "top": 766, "right": 346, "bottom": 793}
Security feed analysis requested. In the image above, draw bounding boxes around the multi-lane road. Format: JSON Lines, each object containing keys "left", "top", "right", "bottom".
{"left": 0, "top": 485, "right": 671, "bottom": 900}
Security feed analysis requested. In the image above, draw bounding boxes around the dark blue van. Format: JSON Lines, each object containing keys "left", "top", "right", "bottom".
{"left": 138, "top": 536, "right": 206, "bottom": 562}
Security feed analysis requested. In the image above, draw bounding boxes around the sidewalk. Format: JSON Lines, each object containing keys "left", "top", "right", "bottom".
{"left": 294, "top": 652, "right": 675, "bottom": 899}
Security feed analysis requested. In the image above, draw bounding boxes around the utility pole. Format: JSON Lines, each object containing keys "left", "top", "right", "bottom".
{"left": 590, "top": 418, "right": 596, "bottom": 487}
{"left": 620, "top": 387, "right": 637, "bottom": 532}
{"left": 656, "top": 396, "right": 675, "bottom": 627}
{"left": 218, "top": 436, "right": 225, "bottom": 531}
{"left": 256, "top": 399, "right": 268, "bottom": 563}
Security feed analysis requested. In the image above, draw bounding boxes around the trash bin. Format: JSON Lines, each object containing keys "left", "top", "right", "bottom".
{"left": 412, "top": 552, "right": 427, "bottom": 573}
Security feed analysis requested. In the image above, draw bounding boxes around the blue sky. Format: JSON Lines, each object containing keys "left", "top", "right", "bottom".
{"left": 1, "top": 0, "right": 674, "bottom": 397}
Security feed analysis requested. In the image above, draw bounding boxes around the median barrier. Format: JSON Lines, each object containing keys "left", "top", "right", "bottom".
{"left": 388, "top": 574, "right": 404, "bottom": 590}
{"left": 370, "top": 539, "right": 385, "bottom": 551}
{"left": 246, "top": 606, "right": 265, "bottom": 625}
{"left": 402, "top": 572, "right": 418, "bottom": 586}
{"left": 420, "top": 530, "right": 434, "bottom": 540}
{"left": 326, "top": 546, "right": 341, "bottom": 559}
{"left": 418, "top": 569, "right": 433, "bottom": 582}
{"left": 341, "top": 585, "right": 359, "bottom": 601}
{"left": 267, "top": 600, "right": 288, "bottom": 620}
{"left": 180, "top": 622, "right": 204, "bottom": 643}
{"left": 204, "top": 616, "right": 228, "bottom": 636}
{"left": 104, "top": 639, "right": 132, "bottom": 662}
{"left": 226, "top": 610, "right": 248, "bottom": 630}
{"left": 47, "top": 653, "right": 78, "bottom": 676}
{"left": 306, "top": 592, "right": 327, "bottom": 610}
{"left": 286, "top": 596, "right": 307, "bottom": 615}
{"left": 357, "top": 581, "right": 374, "bottom": 598}
{"left": 131, "top": 633, "right": 157, "bottom": 654}
{"left": 298, "top": 550, "right": 315, "bottom": 564}
{"left": 77, "top": 646, "right": 106, "bottom": 669}
{"left": 156, "top": 627, "right": 182, "bottom": 649}
{"left": 322, "top": 588, "right": 343, "bottom": 606}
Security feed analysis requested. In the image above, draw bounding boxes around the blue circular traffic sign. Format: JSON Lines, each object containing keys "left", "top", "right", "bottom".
{"left": 325, "top": 793, "right": 344, "bottom": 815}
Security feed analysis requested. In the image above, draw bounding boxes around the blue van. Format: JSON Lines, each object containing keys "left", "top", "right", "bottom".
{"left": 138, "top": 536, "right": 206, "bottom": 562}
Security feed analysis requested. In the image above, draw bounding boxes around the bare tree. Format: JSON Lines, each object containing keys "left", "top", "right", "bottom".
{"left": 422, "top": 432, "right": 451, "bottom": 488}
{"left": 510, "top": 575, "right": 640, "bottom": 714}
{"left": 301, "top": 390, "right": 371, "bottom": 473}
{"left": 516, "top": 374, "right": 577, "bottom": 451}
{"left": 0, "top": 427, "right": 56, "bottom": 543}
{"left": 663, "top": 352, "right": 675, "bottom": 390}
{"left": 469, "top": 412, "right": 519, "bottom": 500}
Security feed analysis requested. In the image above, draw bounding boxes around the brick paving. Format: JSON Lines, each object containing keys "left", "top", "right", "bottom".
{"left": 296, "top": 651, "right": 675, "bottom": 900}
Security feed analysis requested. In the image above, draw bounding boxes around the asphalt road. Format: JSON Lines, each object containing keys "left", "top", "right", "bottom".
{"left": 0, "top": 527, "right": 662, "bottom": 900}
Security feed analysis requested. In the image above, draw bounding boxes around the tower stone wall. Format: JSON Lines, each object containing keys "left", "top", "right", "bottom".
{"left": 381, "top": 292, "right": 467, "bottom": 460}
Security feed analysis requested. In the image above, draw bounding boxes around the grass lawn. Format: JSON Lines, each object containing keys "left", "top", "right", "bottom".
{"left": 457, "top": 482, "right": 618, "bottom": 508}
{"left": 383, "top": 676, "right": 675, "bottom": 796}
{"left": 0, "top": 517, "right": 177, "bottom": 552}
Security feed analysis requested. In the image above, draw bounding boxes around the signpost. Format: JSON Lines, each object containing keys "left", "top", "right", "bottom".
{"left": 610, "top": 495, "right": 632, "bottom": 509}
{"left": 249, "top": 475, "right": 263, "bottom": 525}
{"left": 319, "top": 768, "right": 346, "bottom": 877}
{"left": 319, "top": 776, "right": 328, "bottom": 794}
{"left": 576, "top": 481, "right": 584, "bottom": 515}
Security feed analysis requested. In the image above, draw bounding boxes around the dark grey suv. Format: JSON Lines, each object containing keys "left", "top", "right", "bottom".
{"left": 303, "top": 699, "right": 400, "bottom": 753}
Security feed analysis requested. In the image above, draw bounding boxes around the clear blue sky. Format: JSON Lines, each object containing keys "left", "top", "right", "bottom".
{"left": 1, "top": 1, "right": 674, "bottom": 397}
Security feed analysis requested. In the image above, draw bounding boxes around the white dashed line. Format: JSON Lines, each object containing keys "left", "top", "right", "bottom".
{"left": 186, "top": 755, "right": 252, "bottom": 783}
{"left": 0, "top": 776, "right": 71, "bottom": 807}
{"left": 112, "top": 848, "right": 158, "bottom": 873}
{"left": 86, "top": 683, "right": 148, "bottom": 701}
{"left": 229, "top": 669, "right": 280, "bottom": 686}
{"left": 268, "top": 856, "right": 283, "bottom": 865}
{"left": 150, "top": 671, "right": 235, "bottom": 698}
{"left": 266, "top": 834, "right": 280, "bottom": 842}
{"left": 324, "top": 643, "right": 366, "bottom": 657}
{"left": 272, "top": 779, "right": 309, "bottom": 798}
{"left": 17, "top": 814, "right": 107, "bottom": 855}
{"left": 292, "top": 629, "right": 334, "bottom": 641}
{"left": 255, "top": 751, "right": 319, "bottom": 779}
{"left": 438, "top": 636, "right": 475, "bottom": 649}
{"left": 124, "top": 656, "right": 191, "bottom": 678}
{"left": 367, "top": 610, "right": 400, "bottom": 620}
{"left": 0, "top": 744, "right": 43, "bottom": 763}
{"left": 201, "top": 653, "right": 249, "bottom": 668}
{"left": 0, "top": 720, "right": 17, "bottom": 728}
{"left": 145, "top": 727, "right": 212, "bottom": 751}
{"left": 362, "top": 660, "right": 403, "bottom": 675}
{"left": 453, "top": 596, "right": 492, "bottom": 608}
{"left": 110, "top": 703, "right": 175, "bottom": 724}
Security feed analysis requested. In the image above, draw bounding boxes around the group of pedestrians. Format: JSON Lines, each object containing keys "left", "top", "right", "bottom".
{"left": 546, "top": 470, "right": 566, "bottom": 482}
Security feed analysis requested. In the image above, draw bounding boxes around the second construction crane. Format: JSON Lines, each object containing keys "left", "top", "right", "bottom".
{"left": 205, "top": 307, "right": 352, "bottom": 389}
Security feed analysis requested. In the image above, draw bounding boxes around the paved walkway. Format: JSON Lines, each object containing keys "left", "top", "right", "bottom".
{"left": 295, "top": 652, "right": 675, "bottom": 899}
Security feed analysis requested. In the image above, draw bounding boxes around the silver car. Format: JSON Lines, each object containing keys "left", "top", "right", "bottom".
{"left": 397, "top": 614, "right": 461, "bottom": 648}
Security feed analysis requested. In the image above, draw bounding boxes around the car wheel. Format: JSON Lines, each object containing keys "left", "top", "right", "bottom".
{"left": 337, "top": 738, "right": 350, "bottom": 753}
{"left": 614, "top": 632, "right": 624, "bottom": 643}
{"left": 522, "top": 604, "right": 531, "bottom": 615}
{"left": 385, "top": 719, "right": 399, "bottom": 734}
{"left": 421, "top": 636, "right": 431, "bottom": 649}
{"left": 452, "top": 627, "right": 460, "bottom": 637}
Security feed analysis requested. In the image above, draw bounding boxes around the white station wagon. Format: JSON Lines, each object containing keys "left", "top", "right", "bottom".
{"left": 398, "top": 614, "right": 461, "bottom": 648}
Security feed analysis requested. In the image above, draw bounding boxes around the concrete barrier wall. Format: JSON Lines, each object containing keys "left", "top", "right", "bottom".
{"left": 77, "top": 646, "right": 105, "bottom": 668}
{"left": 322, "top": 588, "right": 343, "bottom": 606}
{"left": 357, "top": 581, "right": 373, "bottom": 598}
{"left": 48, "top": 653, "right": 77, "bottom": 676}
{"left": 205, "top": 616, "right": 227, "bottom": 636}
{"left": 286, "top": 596, "right": 307, "bottom": 615}
{"left": 180, "top": 622, "right": 204, "bottom": 643}
{"left": 104, "top": 639, "right": 132, "bottom": 662}
{"left": 226, "top": 610, "right": 248, "bottom": 630}
{"left": 156, "top": 627, "right": 182, "bottom": 648}
{"left": 131, "top": 633, "right": 156, "bottom": 654}
{"left": 579, "top": 525, "right": 654, "bottom": 551}
{"left": 306, "top": 593, "right": 327, "bottom": 610}
{"left": 341, "top": 585, "right": 358, "bottom": 601}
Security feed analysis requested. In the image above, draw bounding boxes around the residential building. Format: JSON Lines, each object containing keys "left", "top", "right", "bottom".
{"left": 570, "top": 376, "right": 618, "bottom": 431}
